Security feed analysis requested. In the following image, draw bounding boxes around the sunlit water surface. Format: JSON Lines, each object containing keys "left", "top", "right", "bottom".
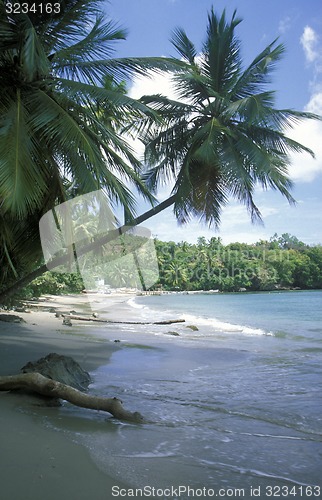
{"left": 46, "top": 291, "right": 322, "bottom": 498}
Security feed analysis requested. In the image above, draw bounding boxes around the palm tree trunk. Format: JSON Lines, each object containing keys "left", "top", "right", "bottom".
{"left": 0, "top": 194, "right": 176, "bottom": 303}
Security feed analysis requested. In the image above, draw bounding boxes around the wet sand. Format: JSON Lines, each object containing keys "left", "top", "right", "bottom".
{"left": 0, "top": 293, "right": 137, "bottom": 500}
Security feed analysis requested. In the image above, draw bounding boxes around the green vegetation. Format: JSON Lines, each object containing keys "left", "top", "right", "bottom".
{"left": 0, "top": 0, "right": 177, "bottom": 298}
{"left": 22, "top": 271, "right": 84, "bottom": 298}
{"left": 140, "top": 9, "right": 318, "bottom": 226}
{"left": 0, "top": 3, "right": 320, "bottom": 303}
{"left": 153, "top": 234, "right": 322, "bottom": 292}
{"left": 21, "top": 233, "right": 322, "bottom": 297}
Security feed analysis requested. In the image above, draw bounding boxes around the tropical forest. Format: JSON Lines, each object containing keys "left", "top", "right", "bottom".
{"left": 0, "top": 0, "right": 321, "bottom": 303}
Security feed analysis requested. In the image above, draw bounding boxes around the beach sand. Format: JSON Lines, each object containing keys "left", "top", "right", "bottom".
{"left": 0, "top": 293, "right": 137, "bottom": 500}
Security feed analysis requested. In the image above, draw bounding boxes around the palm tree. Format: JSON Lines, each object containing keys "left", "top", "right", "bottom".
{"left": 0, "top": 0, "right": 179, "bottom": 294}
{"left": 0, "top": 0, "right": 161, "bottom": 217}
{"left": 140, "top": 8, "right": 320, "bottom": 227}
{"left": 0, "top": 7, "right": 320, "bottom": 302}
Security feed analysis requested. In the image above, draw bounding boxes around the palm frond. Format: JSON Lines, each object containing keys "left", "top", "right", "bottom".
{"left": 51, "top": 16, "right": 126, "bottom": 67}
{"left": 55, "top": 77, "right": 160, "bottom": 121}
{"left": 225, "top": 91, "right": 276, "bottom": 123}
{"left": 55, "top": 56, "right": 184, "bottom": 85}
{"left": 173, "top": 157, "right": 228, "bottom": 227}
{"left": 13, "top": 13, "right": 50, "bottom": 81}
{"left": 203, "top": 9, "right": 242, "bottom": 94}
{"left": 44, "top": 0, "right": 105, "bottom": 52}
{"left": 0, "top": 90, "right": 48, "bottom": 216}
{"left": 172, "top": 69, "right": 212, "bottom": 104}
{"left": 171, "top": 27, "right": 197, "bottom": 64}
{"left": 231, "top": 41, "right": 285, "bottom": 100}
{"left": 140, "top": 7, "right": 321, "bottom": 228}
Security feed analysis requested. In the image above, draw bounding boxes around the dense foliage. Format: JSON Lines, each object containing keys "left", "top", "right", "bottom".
{"left": 153, "top": 234, "right": 322, "bottom": 292}
{"left": 0, "top": 0, "right": 174, "bottom": 293}
{"left": 21, "top": 233, "right": 322, "bottom": 297}
{"left": 0, "top": 4, "right": 320, "bottom": 302}
{"left": 23, "top": 271, "right": 84, "bottom": 298}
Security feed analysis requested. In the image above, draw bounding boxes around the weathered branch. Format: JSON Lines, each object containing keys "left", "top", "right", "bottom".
{"left": 66, "top": 314, "right": 185, "bottom": 325}
{"left": 0, "top": 372, "right": 144, "bottom": 423}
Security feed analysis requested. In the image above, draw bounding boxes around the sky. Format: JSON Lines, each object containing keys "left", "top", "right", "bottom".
{"left": 105, "top": 0, "right": 322, "bottom": 245}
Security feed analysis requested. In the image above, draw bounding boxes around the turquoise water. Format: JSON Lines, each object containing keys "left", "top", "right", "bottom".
{"left": 63, "top": 291, "right": 322, "bottom": 498}
{"left": 136, "top": 289, "right": 322, "bottom": 340}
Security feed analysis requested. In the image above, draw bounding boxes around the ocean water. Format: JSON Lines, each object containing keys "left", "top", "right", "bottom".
{"left": 54, "top": 291, "right": 322, "bottom": 499}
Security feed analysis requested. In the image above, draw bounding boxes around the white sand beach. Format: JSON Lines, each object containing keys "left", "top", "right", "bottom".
{"left": 2, "top": 291, "right": 321, "bottom": 498}
{"left": 0, "top": 293, "right": 137, "bottom": 500}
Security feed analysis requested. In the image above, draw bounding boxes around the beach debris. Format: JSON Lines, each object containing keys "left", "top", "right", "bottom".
{"left": 14, "top": 306, "right": 31, "bottom": 313}
{"left": 0, "top": 354, "right": 144, "bottom": 423}
{"left": 114, "top": 339, "right": 121, "bottom": 342}
{"left": 167, "top": 331, "right": 180, "bottom": 336}
{"left": 62, "top": 316, "right": 73, "bottom": 326}
{"left": 21, "top": 353, "right": 91, "bottom": 391}
{"left": 61, "top": 313, "right": 106, "bottom": 322}
{"left": 63, "top": 313, "right": 185, "bottom": 326}
{"left": 153, "top": 319, "right": 185, "bottom": 325}
{"left": 0, "top": 313, "right": 25, "bottom": 323}
{"left": 0, "top": 373, "right": 144, "bottom": 423}
{"left": 186, "top": 325, "right": 199, "bottom": 331}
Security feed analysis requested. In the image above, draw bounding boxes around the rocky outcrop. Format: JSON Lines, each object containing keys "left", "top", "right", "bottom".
{"left": 21, "top": 353, "right": 91, "bottom": 391}
{"left": 0, "top": 313, "right": 25, "bottom": 323}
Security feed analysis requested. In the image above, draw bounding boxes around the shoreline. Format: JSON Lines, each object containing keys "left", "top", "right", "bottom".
{"left": 2, "top": 291, "right": 321, "bottom": 495}
{"left": 0, "top": 292, "right": 140, "bottom": 500}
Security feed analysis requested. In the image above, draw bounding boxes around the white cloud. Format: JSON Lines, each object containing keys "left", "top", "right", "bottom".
{"left": 287, "top": 26, "right": 322, "bottom": 183}
{"left": 278, "top": 16, "right": 292, "bottom": 34}
{"left": 129, "top": 70, "right": 176, "bottom": 100}
{"left": 305, "top": 89, "right": 322, "bottom": 114}
{"left": 128, "top": 70, "right": 177, "bottom": 162}
{"left": 300, "top": 26, "right": 319, "bottom": 63}
{"left": 286, "top": 27, "right": 322, "bottom": 183}
{"left": 287, "top": 95, "right": 322, "bottom": 183}
{"left": 300, "top": 25, "right": 322, "bottom": 79}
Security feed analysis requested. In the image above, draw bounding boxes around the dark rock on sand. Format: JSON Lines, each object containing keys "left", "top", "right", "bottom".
{"left": 0, "top": 314, "right": 25, "bottom": 323}
{"left": 21, "top": 353, "right": 91, "bottom": 391}
{"left": 62, "top": 317, "right": 73, "bottom": 326}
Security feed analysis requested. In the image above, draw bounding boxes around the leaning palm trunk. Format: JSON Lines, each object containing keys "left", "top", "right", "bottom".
{"left": 0, "top": 0, "right": 183, "bottom": 294}
{"left": 1, "top": 7, "right": 321, "bottom": 304}
{"left": 0, "top": 195, "right": 176, "bottom": 303}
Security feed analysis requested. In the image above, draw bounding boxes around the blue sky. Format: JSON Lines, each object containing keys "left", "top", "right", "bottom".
{"left": 106, "top": 0, "right": 322, "bottom": 245}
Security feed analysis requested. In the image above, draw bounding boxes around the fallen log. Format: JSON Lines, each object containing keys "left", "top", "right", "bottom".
{"left": 0, "top": 313, "right": 25, "bottom": 323}
{"left": 0, "top": 372, "right": 144, "bottom": 423}
{"left": 153, "top": 319, "right": 185, "bottom": 325}
{"left": 65, "top": 314, "right": 185, "bottom": 325}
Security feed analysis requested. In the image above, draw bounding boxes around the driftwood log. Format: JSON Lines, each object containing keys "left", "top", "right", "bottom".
{"left": 65, "top": 314, "right": 185, "bottom": 325}
{"left": 0, "top": 372, "right": 144, "bottom": 423}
